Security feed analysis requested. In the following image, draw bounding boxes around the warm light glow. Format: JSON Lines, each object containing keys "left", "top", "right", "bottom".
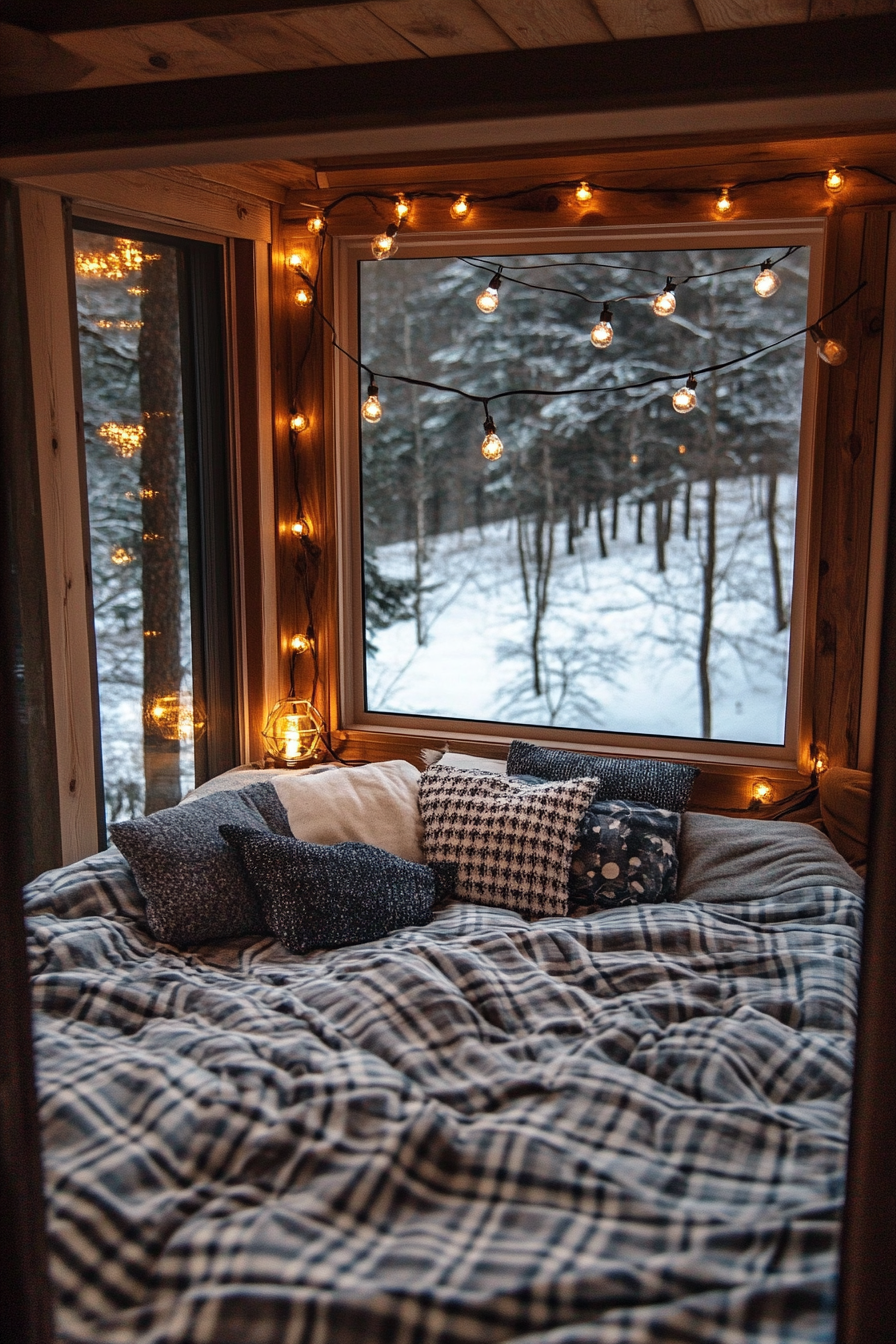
{"left": 262, "top": 698, "right": 325, "bottom": 764}
{"left": 75, "top": 238, "right": 158, "bottom": 279}
{"left": 678, "top": 443, "right": 687, "bottom": 454}
{"left": 289, "top": 633, "right": 311, "bottom": 654}
{"left": 145, "top": 691, "right": 206, "bottom": 743}
{"left": 139, "top": 487, "right": 158, "bottom": 500}
{"left": 825, "top": 167, "right": 845, "bottom": 194}
{"left": 290, "top": 410, "right": 310, "bottom": 433}
{"left": 672, "top": 376, "right": 698, "bottom": 414}
{"left": 110, "top": 546, "right": 134, "bottom": 566}
{"left": 294, "top": 283, "right": 313, "bottom": 306}
{"left": 96, "top": 319, "right": 143, "bottom": 330}
{"left": 575, "top": 180, "right": 593, "bottom": 204}
{"left": 753, "top": 266, "right": 781, "bottom": 299}
{"left": 590, "top": 305, "right": 614, "bottom": 349}
{"left": 307, "top": 213, "right": 326, "bottom": 234}
{"left": 290, "top": 518, "right": 311, "bottom": 539}
{"left": 362, "top": 379, "right": 382, "bottom": 422}
{"left": 450, "top": 194, "right": 470, "bottom": 220}
{"left": 812, "top": 745, "right": 829, "bottom": 775}
{"left": 630, "top": 453, "right": 639, "bottom": 465}
{"left": 98, "top": 422, "right": 145, "bottom": 457}
{"left": 751, "top": 777, "right": 774, "bottom": 806}
{"left": 713, "top": 188, "right": 733, "bottom": 218}
{"left": 371, "top": 226, "right": 399, "bottom": 260}
{"left": 142, "top": 532, "right": 163, "bottom": 543}
{"left": 476, "top": 273, "right": 502, "bottom": 314}
{"left": 287, "top": 251, "right": 304, "bottom": 270}
{"left": 816, "top": 336, "right": 848, "bottom": 366}
{"left": 394, "top": 194, "right": 410, "bottom": 221}
{"left": 480, "top": 415, "right": 503, "bottom": 460}
{"left": 651, "top": 283, "right": 677, "bottom": 317}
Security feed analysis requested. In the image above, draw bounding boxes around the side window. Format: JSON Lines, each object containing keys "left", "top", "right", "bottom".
{"left": 72, "top": 224, "right": 236, "bottom": 827}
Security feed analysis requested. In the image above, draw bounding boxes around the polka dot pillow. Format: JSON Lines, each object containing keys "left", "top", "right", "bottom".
{"left": 568, "top": 800, "right": 681, "bottom": 914}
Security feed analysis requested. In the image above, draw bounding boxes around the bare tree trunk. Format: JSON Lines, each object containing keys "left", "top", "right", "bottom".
{"left": 595, "top": 497, "right": 608, "bottom": 558}
{"left": 139, "top": 249, "right": 183, "bottom": 813}
{"left": 766, "top": 471, "right": 788, "bottom": 631}
{"left": 636, "top": 499, "right": 644, "bottom": 544}
{"left": 654, "top": 488, "right": 666, "bottom": 572}
{"left": 566, "top": 503, "right": 577, "bottom": 555}
{"left": 517, "top": 513, "right": 531, "bottom": 612}
{"left": 665, "top": 493, "right": 673, "bottom": 542}
{"left": 684, "top": 481, "right": 691, "bottom": 540}
{"left": 402, "top": 306, "right": 427, "bottom": 646}
{"left": 611, "top": 494, "right": 619, "bottom": 539}
{"left": 699, "top": 474, "right": 717, "bottom": 739}
{"left": 530, "top": 444, "right": 555, "bottom": 697}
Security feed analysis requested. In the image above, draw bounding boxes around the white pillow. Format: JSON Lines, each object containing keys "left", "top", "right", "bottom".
{"left": 437, "top": 751, "right": 507, "bottom": 773}
{"left": 271, "top": 759, "right": 424, "bottom": 862}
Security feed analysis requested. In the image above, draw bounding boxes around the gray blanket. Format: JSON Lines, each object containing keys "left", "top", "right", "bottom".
{"left": 25, "top": 844, "right": 860, "bottom": 1343}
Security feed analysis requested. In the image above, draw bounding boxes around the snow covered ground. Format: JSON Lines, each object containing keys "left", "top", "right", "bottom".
{"left": 366, "top": 473, "right": 797, "bottom": 745}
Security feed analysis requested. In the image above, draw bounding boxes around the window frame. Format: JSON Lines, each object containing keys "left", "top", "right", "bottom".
{"left": 330, "top": 217, "right": 828, "bottom": 771}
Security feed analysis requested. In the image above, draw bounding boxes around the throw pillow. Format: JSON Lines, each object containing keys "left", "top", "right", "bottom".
{"left": 568, "top": 801, "right": 681, "bottom": 914}
{"left": 110, "top": 783, "right": 291, "bottom": 947}
{"left": 219, "top": 826, "right": 436, "bottom": 955}
{"left": 507, "top": 740, "right": 698, "bottom": 813}
{"left": 269, "top": 759, "right": 425, "bottom": 862}
{"left": 418, "top": 764, "right": 597, "bottom": 919}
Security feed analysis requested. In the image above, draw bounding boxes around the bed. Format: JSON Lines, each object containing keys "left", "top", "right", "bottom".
{"left": 25, "top": 781, "right": 863, "bottom": 1344}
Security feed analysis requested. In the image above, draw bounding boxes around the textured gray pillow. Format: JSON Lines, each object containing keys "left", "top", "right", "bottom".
{"left": 677, "top": 813, "right": 864, "bottom": 903}
{"left": 110, "top": 784, "right": 291, "bottom": 947}
{"left": 507, "top": 740, "right": 698, "bottom": 813}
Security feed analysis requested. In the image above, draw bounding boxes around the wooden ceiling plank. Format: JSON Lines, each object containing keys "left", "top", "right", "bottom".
{"left": 243, "top": 158, "right": 319, "bottom": 187}
{"left": 177, "top": 161, "right": 290, "bottom": 201}
{"left": 364, "top": 0, "right": 517, "bottom": 56}
{"left": 187, "top": 13, "right": 343, "bottom": 69}
{"left": 0, "top": 22, "right": 96, "bottom": 96}
{"left": 475, "top": 0, "right": 612, "bottom": 47}
{"left": 51, "top": 21, "right": 269, "bottom": 89}
{"left": 593, "top": 0, "right": 703, "bottom": 38}
{"left": 276, "top": 4, "right": 426, "bottom": 63}
{"left": 809, "top": 0, "right": 895, "bottom": 16}
{"left": 695, "top": 1, "right": 809, "bottom": 27}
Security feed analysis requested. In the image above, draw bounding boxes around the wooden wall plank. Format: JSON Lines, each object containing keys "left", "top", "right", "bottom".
{"left": 477, "top": 0, "right": 612, "bottom": 46}
{"left": 696, "top": 0, "right": 809, "bottom": 28}
{"left": 188, "top": 12, "right": 341, "bottom": 70}
{"left": 277, "top": 4, "right": 424, "bottom": 63}
{"left": 19, "top": 186, "right": 101, "bottom": 863}
{"left": 813, "top": 207, "right": 891, "bottom": 767}
{"left": 810, "top": 0, "right": 894, "bottom": 17}
{"left": 365, "top": 0, "right": 517, "bottom": 55}
{"left": 593, "top": 0, "right": 703, "bottom": 38}
{"left": 52, "top": 21, "right": 267, "bottom": 89}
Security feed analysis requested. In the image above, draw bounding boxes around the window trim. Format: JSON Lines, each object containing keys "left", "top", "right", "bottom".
{"left": 330, "top": 217, "right": 829, "bottom": 771}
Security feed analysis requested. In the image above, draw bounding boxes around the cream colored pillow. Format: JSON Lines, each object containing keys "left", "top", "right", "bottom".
{"left": 271, "top": 759, "right": 424, "bottom": 862}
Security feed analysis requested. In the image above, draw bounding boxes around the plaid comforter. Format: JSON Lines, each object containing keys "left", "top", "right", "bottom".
{"left": 25, "top": 847, "right": 861, "bottom": 1344}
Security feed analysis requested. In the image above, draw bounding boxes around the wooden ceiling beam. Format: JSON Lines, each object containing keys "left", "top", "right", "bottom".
{"left": 0, "top": 2, "right": 354, "bottom": 33}
{"left": 2, "top": 16, "right": 894, "bottom": 176}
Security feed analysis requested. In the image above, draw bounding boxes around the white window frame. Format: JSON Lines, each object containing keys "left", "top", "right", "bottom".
{"left": 330, "top": 217, "right": 828, "bottom": 770}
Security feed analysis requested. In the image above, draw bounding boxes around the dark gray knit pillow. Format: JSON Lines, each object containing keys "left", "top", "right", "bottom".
{"left": 110, "top": 783, "right": 291, "bottom": 947}
{"left": 219, "top": 826, "right": 436, "bottom": 955}
{"left": 507, "top": 740, "right": 698, "bottom": 813}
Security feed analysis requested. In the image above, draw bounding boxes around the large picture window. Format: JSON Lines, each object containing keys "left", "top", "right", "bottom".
{"left": 349, "top": 228, "right": 821, "bottom": 753}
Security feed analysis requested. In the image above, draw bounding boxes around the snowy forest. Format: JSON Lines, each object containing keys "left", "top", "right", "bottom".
{"left": 359, "top": 246, "right": 810, "bottom": 745}
{"left": 73, "top": 230, "right": 196, "bottom": 823}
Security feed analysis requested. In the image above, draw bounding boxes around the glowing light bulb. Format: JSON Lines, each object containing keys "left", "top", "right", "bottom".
{"left": 371, "top": 223, "right": 399, "bottom": 260}
{"left": 753, "top": 263, "right": 781, "bottom": 298}
{"left": 575, "top": 180, "right": 593, "bottom": 204}
{"left": 810, "top": 324, "right": 848, "bottom": 366}
{"left": 630, "top": 453, "right": 639, "bottom": 465}
{"left": 294, "top": 283, "right": 313, "bottom": 306}
{"left": 291, "top": 518, "right": 310, "bottom": 538}
{"left": 287, "top": 251, "right": 304, "bottom": 269}
{"left": 480, "top": 414, "right": 503, "bottom": 461}
{"left": 825, "top": 168, "right": 845, "bottom": 195}
{"left": 751, "top": 777, "right": 774, "bottom": 806}
{"left": 475, "top": 272, "right": 502, "bottom": 313}
{"left": 672, "top": 375, "right": 698, "bottom": 414}
{"left": 289, "top": 633, "right": 311, "bottom": 654}
{"left": 394, "top": 194, "right": 410, "bottom": 221}
{"left": 713, "top": 188, "right": 733, "bottom": 218}
{"left": 450, "top": 194, "right": 469, "bottom": 220}
{"left": 306, "top": 214, "right": 326, "bottom": 234}
{"left": 678, "top": 443, "right": 687, "bottom": 454}
{"left": 590, "top": 304, "right": 614, "bottom": 349}
{"left": 110, "top": 546, "right": 133, "bottom": 565}
{"left": 290, "top": 410, "right": 310, "bottom": 433}
{"left": 652, "top": 280, "right": 676, "bottom": 317}
{"left": 361, "top": 379, "right": 383, "bottom": 422}
{"left": 812, "top": 744, "right": 829, "bottom": 775}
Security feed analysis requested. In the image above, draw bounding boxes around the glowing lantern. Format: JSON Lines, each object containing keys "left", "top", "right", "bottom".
{"left": 262, "top": 698, "right": 325, "bottom": 764}
{"left": 144, "top": 691, "right": 206, "bottom": 743}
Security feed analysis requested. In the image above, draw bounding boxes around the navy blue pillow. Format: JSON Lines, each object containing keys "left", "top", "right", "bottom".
{"left": 219, "top": 825, "right": 437, "bottom": 955}
{"left": 507, "top": 740, "right": 698, "bottom": 813}
{"left": 568, "top": 800, "right": 681, "bottom": 913}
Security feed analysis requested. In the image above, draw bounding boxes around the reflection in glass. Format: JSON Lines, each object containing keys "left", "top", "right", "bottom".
{"left": 74, "top": 230, "right": 196, "bottom": 822}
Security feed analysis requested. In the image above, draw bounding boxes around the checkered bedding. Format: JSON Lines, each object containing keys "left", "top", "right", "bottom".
{"left": 25, "top": 846, "right": 861, "bottom": 1344}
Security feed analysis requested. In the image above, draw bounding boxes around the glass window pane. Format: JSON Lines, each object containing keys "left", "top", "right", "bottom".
{"left": 359, "top": 247, "right": 810, "bottom": 746}
{"left": 73, "top": 229, "right": 198, "bottom": 822}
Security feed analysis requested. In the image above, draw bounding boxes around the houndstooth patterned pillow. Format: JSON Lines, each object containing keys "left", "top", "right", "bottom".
{"left": 418, "top": 765, "right": 599, "bottom": 919}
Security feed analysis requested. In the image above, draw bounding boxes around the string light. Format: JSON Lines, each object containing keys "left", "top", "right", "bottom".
{"left": 98, "top": 422, "right": 145, "bottom": 457}
{"left": 371, "top": 223, "right": 400, "bottom": 260}
{"left": 287, "top": 251, "right": 304, "bottom": 269}
{"left": 450, "top": 194, "right": 470, "bottom": 220}
{"left": 475, "top": 272, "right": 503, "bottom": 313}
{"left": 630, "top": 453, "right": 639, "bottom": 465}
{"left": 290, "top": 518, "right": 311, "bottom": 538}
{"left": 651, "top": 280, "right": 677, "bottom": 317}
{"left": 810, "top": 324, "right": 848, "bottom": 366}
{"left": 574, "top": 181, "right": 593, "bottom": 204}
{"left": 294, "top": 282, "right": 313, "bottom": 306}
{"left": 671, "top": 374, "right": 698, "bottom": 414}
{"left": 753, "top": 261, "right": 781, "bottom": 298}
{"left": 361, "top": 379, "right": 383, "bottom": 422}
{"left": 825, "top": 168, "right": 845, "bottom": 194}
{"left": 590, "top": 304, "right": 614, "bottom": 349}
{"left": 145, "top": 691, "right": 206, "bottom": 743}
{"left": 678, "top": 443, "right": 687, "bottom": 454}
{"left": 751, "top": 777, "right": 774, "bottom": 805}
{"left": 306, "top": 213, "right": 326, "bottom": 234}
{"left": 394, "top": 194, "right": 410, "bottom": 222}
{"left": 713, "top": 188, "right": 733, "bottom": 218}
{"left": 290, "top": 410, "right": 310, "bottom": 433}
{"left": 480, "top": 415, "right": 503, "bottom": 461}
{"left": 811, "top": 743, "right": 829, "bottom": 775}
{"left": 289, "top": 633, "right": 312, "bottom": 654}
{"left": 110, "top": 546, "right": 134, "bottom": 565}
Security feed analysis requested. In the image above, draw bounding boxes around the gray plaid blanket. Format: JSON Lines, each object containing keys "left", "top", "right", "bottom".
{"left": 25, "top": 847, "right": 860, "bottom": 1344}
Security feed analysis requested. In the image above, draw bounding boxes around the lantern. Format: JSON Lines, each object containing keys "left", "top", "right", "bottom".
{"left": 262, "top": 698, "right": 325, "bottom": 764}
{"left": 144, "top": 691, "right": 206, "bottom": 743}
